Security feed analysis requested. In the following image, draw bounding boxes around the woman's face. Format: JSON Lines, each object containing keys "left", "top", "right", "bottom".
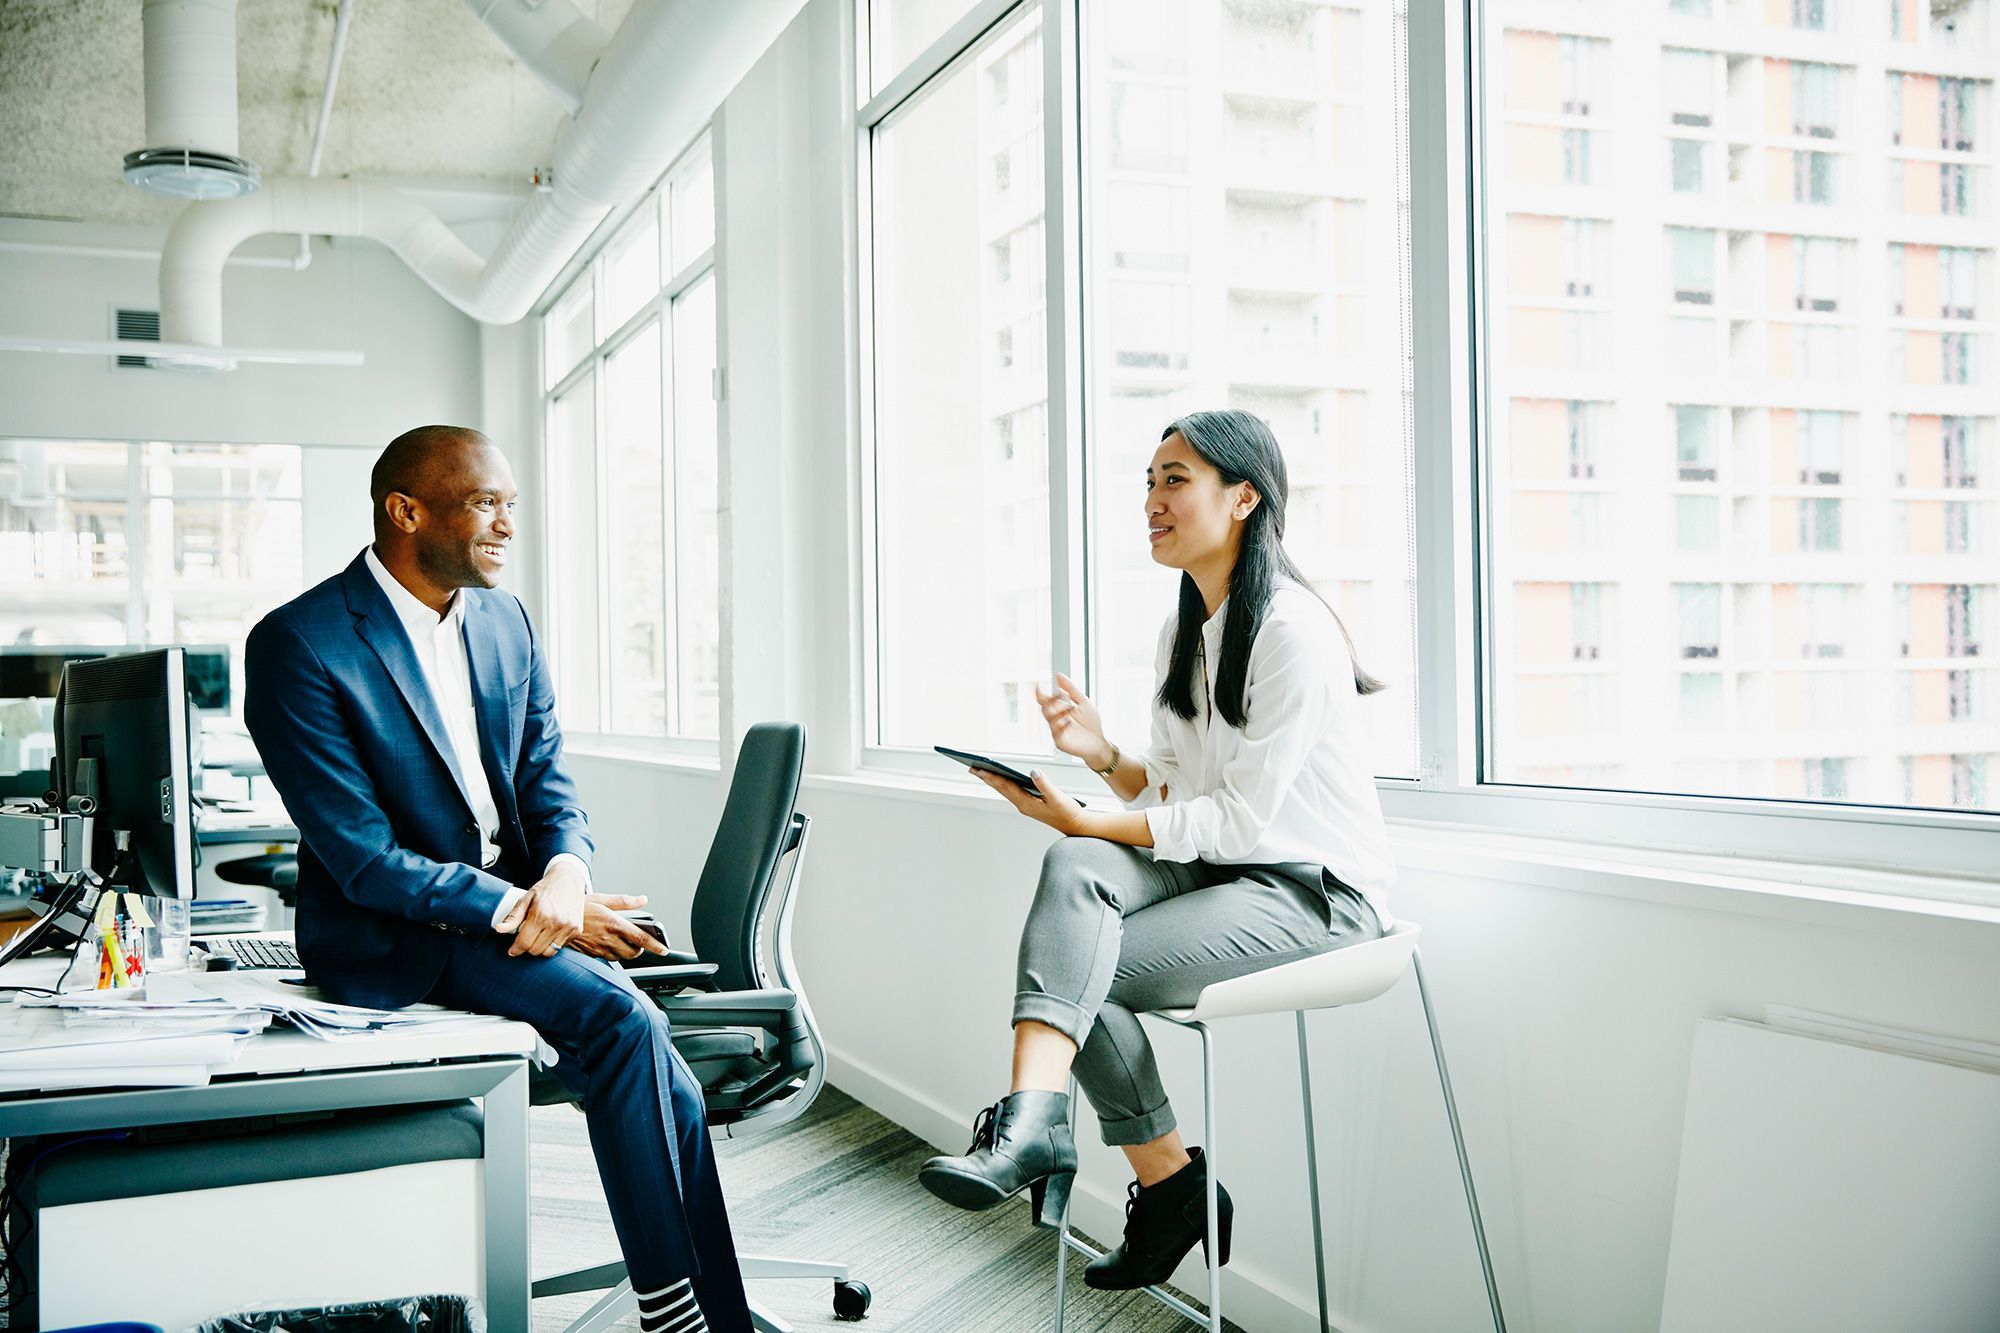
{"left": 1145, "top": 432, "right": 1255, "bottom": 571}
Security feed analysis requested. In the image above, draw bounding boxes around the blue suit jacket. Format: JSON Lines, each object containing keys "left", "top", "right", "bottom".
{"left": 243, "top": 551, "right": 594, "bottom": 1009}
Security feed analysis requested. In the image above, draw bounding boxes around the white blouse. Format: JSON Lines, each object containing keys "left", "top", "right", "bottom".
{"left": 1126, "top": 580, "right": 1396, "bottom": 917}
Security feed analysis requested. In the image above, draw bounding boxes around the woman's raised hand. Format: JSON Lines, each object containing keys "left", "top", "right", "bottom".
{"left": 1036, "top": 672, "right": 1113, "bottom": 769}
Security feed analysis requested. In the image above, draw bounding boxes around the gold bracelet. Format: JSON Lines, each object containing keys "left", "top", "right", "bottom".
{"left": 1094, "top": 744, "right": 1121, "bottom": 777}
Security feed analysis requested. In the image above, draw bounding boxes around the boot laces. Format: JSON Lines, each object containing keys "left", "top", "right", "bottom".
{"left": 966, "top": 1101, "right": 1003, "bottom": 1152}
{"left": 1121, "top": 1178, "right": 1145, "bottom": 1235}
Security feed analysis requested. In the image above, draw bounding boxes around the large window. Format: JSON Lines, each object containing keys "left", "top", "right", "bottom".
{"left": 0, "top": 440, "right": 305, "bottom": 770}
{"left": 863, "top": 0, "right": 1417, "bottom": 776}
{"left": 848, "top": 0, "right": 1999, "bottom": 878}
{"left": 1482, "top": 7, "right": 1999, "bottom": 816}
{"left": 542, "top": 136, "right": 719, "bottom": 743}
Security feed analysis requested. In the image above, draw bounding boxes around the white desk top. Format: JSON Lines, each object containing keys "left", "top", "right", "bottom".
{"left": 0, "top": 952, "right": 540, "bottom": 1091}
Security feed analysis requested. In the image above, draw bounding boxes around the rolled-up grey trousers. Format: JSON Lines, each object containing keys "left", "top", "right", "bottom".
{"left": 1013, "top": 837, "right": 1384, "bottom": 1147}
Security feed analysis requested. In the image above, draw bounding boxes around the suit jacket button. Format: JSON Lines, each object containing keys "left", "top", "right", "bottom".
{"left": 464, "top": 822, "right": 479, "bottom": 836}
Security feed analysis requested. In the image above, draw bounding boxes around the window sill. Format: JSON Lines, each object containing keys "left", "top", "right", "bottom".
{"left": 564, "top": 735, "right": 721, "bottom": 774}
{"left": 797, "top": 770, "right": 2000, "bottom": 936}
{"left": 1390, "top": 819, "right": 2000, "bottom": 938}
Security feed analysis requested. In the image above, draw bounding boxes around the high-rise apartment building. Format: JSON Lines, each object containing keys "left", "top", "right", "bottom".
{"left": 1489, "top": 0, "right": 1998, "bottom": 810}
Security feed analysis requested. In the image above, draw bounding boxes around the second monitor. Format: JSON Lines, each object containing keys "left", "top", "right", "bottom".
{"left": 55, "top": 647, "right": 196, "bottom": 900}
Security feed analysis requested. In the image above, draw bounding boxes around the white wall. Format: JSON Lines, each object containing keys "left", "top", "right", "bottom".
{"left": 563, "top": 3, "right": 2000, "bottom": 1330}
{"left": 0, "top": 219, "right": 482, "bottom": 450}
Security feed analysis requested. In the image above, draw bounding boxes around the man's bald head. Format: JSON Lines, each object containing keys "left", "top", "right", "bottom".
{"left": 371, "top": 425, "right": 490, "bottom": 538}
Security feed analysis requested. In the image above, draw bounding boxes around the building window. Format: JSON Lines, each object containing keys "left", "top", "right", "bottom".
{"left": 540, "top": 134, "right": 719, "bottom": 742}
{"left": 1572, "top": 582, "right": 1605, "bottom": 659}
{"left": 1943, "top": 332, "right": 1978, "bottom": 385}
{"left": 1941, "top": 77, "right": 1979, "bottom": 151}
{"left": 1562, "top": 128, "right": 1593, "bottom": 185}
{"left": 1678, "top": 583, "right": 1721, "bottom": 658}
{"left": 1793, "top": 237, "right": 1842, "bottom": 312}
{"left": 1793, "top": 150, "right": 1837, "bottom": 205}
{"left": 1670, "top": 138, "right": 1707, "bottom": 193}
{"left": 1800, "top": 583, "right": 1847, "bottom": 657}
{"left": 1792, "top": 63, "right": 1839, "bottom": 138}
{"left": 1677, "top": 495, "right": 1720, "bottom": 549}
{"left": 1799, "top": 497, "right": 1843, "bottom": 552}
{"left": 1567, "top": 400, "right": 1601, "bottom": 478}
{"left": 1944, "top": 417, "right": 1982, "bottom": 488}
{"left": 1664, "top": 48, "right": 1714, "bottom": 126}
{"left": 1803, "top": 756, "right": 1849, "bottom": 800}
{"left": 0, "top": 442, "right": 305, "bottom": 741}
{"left": 1800, "top": 410, "right": 1843, "bottom": 483}
{"left": 1559, "top": 35, "right": 1604, "bottom": 116}
{"left": 1676, "top": 405, "right": 1718, "bottom": 480}
{"left": 1941, "top": 247, "right": 1981, "bottom": 320}
{"left": 1669, "top": 227, "right": 1715, "bottom": 303}
{"left": 1791, "top": 0, "right": 1832, "bottom": 31}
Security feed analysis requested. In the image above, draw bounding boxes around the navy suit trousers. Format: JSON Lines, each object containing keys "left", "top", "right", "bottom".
{"left": 426, "top": 936, "right": 751, "bottom": 1329}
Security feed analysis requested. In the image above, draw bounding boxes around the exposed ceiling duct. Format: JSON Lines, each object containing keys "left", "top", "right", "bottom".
{"left": 156, "top": 0, "right": 806, "bottom": 364}
{"left": 123, "top": 0, "right": 261, "bottom": 200}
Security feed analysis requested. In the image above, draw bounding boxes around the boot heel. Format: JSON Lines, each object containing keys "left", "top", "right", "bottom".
{"left": 1031, "top": 1169, "right": 1075, "bottom": 1228}
{"left": 1193, "top": 1193, "right": 1235, "bottom": 1268}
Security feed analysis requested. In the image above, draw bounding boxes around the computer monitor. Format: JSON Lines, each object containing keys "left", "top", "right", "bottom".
{"left": 181, "top": 644, "right": 230, "bottom": 713}
{"left": 0, "top": 647, "right": 109, "bottom": 701}
{"left": 54, "top": 647, "right": 196, "bottom": 899}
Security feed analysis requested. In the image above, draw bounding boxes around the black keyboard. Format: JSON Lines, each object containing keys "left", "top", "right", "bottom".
{"left": 204, "top": 936, "right": 302, "bottom": 970}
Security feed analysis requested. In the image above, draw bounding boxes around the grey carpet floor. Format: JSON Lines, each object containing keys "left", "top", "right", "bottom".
{"left": 529, "top": 1087, "right": 1243, "bottom": 1333}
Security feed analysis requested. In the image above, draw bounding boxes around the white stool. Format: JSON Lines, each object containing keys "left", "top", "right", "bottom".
{"left": 1051, "top": 921, "right": 1506, "bottom": 1333}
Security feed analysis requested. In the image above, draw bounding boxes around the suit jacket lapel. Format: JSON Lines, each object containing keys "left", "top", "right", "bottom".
{"left": 343, "top": 557, "right": 477, "bottom": 819}
{"left": 461, "top": 595, "right": 520, "bottom": 826}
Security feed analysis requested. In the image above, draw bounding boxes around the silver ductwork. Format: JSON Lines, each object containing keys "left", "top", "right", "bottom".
{"left": 158, "top": 0, "right": 806, "bottom": 356}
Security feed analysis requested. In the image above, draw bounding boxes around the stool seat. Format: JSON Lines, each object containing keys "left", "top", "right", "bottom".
{"left": 1158, "top": 921, "right": 1421, "bottom": 1023}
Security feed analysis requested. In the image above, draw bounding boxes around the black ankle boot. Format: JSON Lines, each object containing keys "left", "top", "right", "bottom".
{"left": 918, "top": 1089, "right": 1077, "bottom": 1228}
{"left": 1084, "top": 1147, "right": 1233, "bottom": 1291}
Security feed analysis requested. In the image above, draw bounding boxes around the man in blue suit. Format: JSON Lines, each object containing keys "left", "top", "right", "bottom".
{"left": 245, "top": 425, "right": 749, "bottom": 1333}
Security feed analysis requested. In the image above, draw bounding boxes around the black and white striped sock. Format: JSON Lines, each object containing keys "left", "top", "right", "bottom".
{"left": 636, "top": 1278, "right": 708, "bottom": 1333}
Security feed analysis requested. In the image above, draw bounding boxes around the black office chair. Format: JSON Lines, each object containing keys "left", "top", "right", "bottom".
{"left": 214, "top": 850, "right": 299, "bottom": 906}
{"left": 532, "top": 721, "right": 870, "bottom": 1333}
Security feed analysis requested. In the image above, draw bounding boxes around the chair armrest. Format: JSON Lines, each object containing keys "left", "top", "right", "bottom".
{"left": 657, "top": 987, "right": 800, "bottom": 1030}
{"left": 621, "top": 962, "right": 720, "bottom": 988}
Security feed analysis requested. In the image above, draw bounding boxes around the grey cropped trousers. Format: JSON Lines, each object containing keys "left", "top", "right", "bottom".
{"left": 1012, "top": 837, "right": 1384, "bottom": 1147}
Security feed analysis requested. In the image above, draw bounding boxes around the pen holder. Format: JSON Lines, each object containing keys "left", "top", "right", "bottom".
{"left": 87, "top": 892, "right": 153, "bottom": 994}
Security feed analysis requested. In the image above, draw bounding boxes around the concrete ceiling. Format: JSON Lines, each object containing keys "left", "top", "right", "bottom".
{"left": 0, "top": 0, "right": 636, "bottom": 228}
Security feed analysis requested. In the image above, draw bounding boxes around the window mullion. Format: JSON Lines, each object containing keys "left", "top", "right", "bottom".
{"left": 1045, "top": 0, "right": 1085, "bottom": 684}
{"left": 1408, "top": 0, "right": 1479, "bottom": 790}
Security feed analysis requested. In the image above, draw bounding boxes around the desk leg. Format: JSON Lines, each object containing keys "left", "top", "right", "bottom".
{"left": 484, "top": 1061, "right": 532, "bottom": 1333}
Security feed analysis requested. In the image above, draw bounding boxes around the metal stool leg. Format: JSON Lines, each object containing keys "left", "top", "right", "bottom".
{"left": 1053, "top": 1074, "right": 1078, "bottom": 1333}
{"left": 1412, "top": 949, "right": 1507, "bottom": 1333}
{"left": 1296, "top": 1010, "right": 1331, "bottom": 1333}
{"left": 1198, "top": 1021, "right": 1221, "bottom": 1333}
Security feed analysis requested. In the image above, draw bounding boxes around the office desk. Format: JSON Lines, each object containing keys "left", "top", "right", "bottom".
{"left": 0, "top": 960, "right": 538, "bottom": 1331}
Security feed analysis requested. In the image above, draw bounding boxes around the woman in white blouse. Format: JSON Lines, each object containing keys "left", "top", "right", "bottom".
{"left": 918, "top": 409, "right": 1395, "bottom": 1291}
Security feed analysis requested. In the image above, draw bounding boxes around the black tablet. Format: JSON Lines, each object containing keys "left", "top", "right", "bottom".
{"left": 935, "top": 746, "right": 1044, "bottom": 799}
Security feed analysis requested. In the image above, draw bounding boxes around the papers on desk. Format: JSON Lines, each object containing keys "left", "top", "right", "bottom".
{"left": 0, "top": 970, "right": 522, "bottom": 1092}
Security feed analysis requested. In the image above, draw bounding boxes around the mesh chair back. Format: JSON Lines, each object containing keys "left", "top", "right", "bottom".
{"left": 687, "top": 721, "right": 806, "bottom": 993}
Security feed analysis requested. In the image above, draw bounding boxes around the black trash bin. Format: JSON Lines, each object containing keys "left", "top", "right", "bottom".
{"left": 189, "top": 1293, "right": 481, "bottom": 1333}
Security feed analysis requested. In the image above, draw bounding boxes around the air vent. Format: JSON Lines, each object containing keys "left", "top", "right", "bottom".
{"left": 115, "top": 309, "right": 160, "bottom": 369}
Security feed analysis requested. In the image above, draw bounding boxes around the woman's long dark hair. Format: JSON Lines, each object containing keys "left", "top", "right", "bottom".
{"left": 1155, "top": 410, "right": 1385, "bottom": 729}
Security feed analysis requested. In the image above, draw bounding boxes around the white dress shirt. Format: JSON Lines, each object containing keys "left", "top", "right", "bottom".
{"left": 365, "top": 548, "right": 585, "bottom": 928}
{"left": 1125, "top": 580, "right": 1396, "bottom": 920}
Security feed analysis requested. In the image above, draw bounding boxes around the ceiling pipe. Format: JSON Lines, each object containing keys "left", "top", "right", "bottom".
{"left": 290, "top": 0, "right": 359, "bottom": 270}
{"left": 158, "top": 0, "right": 807, "bottom": 356}
{"left": 463, "top": 0, "right": 611, "bottom": 115}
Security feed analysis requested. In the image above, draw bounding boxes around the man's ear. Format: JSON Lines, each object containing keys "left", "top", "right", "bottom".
{"left": 384, "top": 492, "right": 423, "bottom": 534}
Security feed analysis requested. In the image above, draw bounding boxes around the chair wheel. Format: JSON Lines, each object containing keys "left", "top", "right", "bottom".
{"left": 832, "top": 1279, "right": 872, "bottom": 1320}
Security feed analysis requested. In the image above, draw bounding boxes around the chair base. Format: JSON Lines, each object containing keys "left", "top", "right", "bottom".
{"left": 542, "top": 1253, "right": 852, "bottom": 1333}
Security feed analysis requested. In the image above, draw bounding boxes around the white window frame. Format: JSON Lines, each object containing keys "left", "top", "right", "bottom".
{"left": 842, "top": 0, "right": 2000, "bottom": 885}
{"left": 855, "top": 0, "right": 1082, "bottom": 781}
{"left": 537, "top": 135, "right": 720, "bottom": 757}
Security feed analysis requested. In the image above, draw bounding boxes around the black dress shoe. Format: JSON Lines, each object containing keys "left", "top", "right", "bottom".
{"left": 1084, "top": 1147, "right": 1233, "bottom": 1291}
{"left": 918, "top": 1089, "right": 1077, "bottom": 1228}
